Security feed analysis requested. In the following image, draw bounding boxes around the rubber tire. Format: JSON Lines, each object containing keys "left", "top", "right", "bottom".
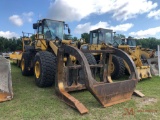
{"left": 111, "top": 55, "right": 125, "bottom": 79}
{"left": 78, "top": 53, "right": 97, "bottom": 84}
{"left": 34, "top": 51, "right": 56, "bottom": 87}
{"left": 84, "top": 53, "right": 97, "bottom": 65}
{"left": 21, "top": 52, "right": 34, "bottom": 76}
{"left": 84, "top": 53, "right": 97, "bottom": 77}
{"left": 125, "top": 68, "right": 130, "bottom": 75}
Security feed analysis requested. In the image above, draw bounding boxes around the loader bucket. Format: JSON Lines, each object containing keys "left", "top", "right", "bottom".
{"left": 147, "top": 58, "right": 159, "bottom": 76}
{"left": 0, "top": 57, "right": 13, "bottom": 102}
{"left": 55, "top": 45, "right": 138, "bottom": 114}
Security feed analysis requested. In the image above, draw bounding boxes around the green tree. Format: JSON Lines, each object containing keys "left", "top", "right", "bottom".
{"left": 81, "top": 33, "right": 89, "bottom": 43}
{"left": 136, "top": 37, "right": 160, "bottom": 50}
{"left": 30, "top": 34, "right": 35, "bottom": 41}
{"left": 115, "top": 34, "right": 125, "bottom": 38}
{"left": 16, "top": 38, "right": 22, "bottom": 50}
{"left": 73, "top": 37, "right": 78, "bottom": 41}
{"left": 0, "top": 37, "right": 23, "bottom": 52}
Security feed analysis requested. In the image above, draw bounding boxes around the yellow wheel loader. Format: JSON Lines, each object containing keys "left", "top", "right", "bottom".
{"left": 118, "top": 44, "right": 152, "bottom": 79}
{"left": 9, "top": 32, "right": 33, "bottom": 67}
{"left": 20, "top": 19, "right": 139, "bottom": 114}
{"left": 0, "top": 57, "right": 13, "bottom": 102}
{"left": 126, "top": 38, "right": 158, "bottom": 76}
{"left": 85, "top": 28, "right": 151, "bottom": 80}
{"left": 79, "top": 28, "right": 126, "bottom": 79}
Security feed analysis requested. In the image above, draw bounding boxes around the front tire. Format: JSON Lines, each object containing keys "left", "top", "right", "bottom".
{"left": 34, "top": 51, "right": 56, "bottom": 87}
{"left": 111, "top": 55, "right": 125, "bottom": 79}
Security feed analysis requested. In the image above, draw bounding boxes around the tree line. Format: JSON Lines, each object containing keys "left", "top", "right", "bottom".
{"left": 0, "top": 37, "right": 22, "bottom": 52}
{"left": 136, "top": 37, "right": 160, "bottom": 50}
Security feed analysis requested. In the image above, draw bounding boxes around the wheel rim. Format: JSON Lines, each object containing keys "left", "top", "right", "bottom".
{"left": 110, "top": 62, "right": 115, "bottom": 73}
{"left": 35, "top": 61, "right": 40, "bottom": 78}
{"left": 21, "top": 59, "right": 25, "bottom": 71}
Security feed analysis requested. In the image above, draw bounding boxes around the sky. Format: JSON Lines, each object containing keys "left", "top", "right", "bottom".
{"left": 0, "top": 0, "right": 160, "bottom": 39}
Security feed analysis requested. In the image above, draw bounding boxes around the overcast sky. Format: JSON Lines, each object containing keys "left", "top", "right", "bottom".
{"left": 0, "top": 0, "right": 160, "bottom": 39}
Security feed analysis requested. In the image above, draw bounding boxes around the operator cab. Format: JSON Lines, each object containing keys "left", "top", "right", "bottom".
{"left": 33, "top": 19, "right": 70, "bottom": 41}
{"left": 90, "top": 28, "right": 113, "bottom": 44}
{"left": 127, "top": 38, "right": 136, "bottom": 47}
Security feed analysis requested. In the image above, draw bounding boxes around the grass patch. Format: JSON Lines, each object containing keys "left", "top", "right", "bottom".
{"left": 0, "top": 64, "right": 160, "bottom": 120}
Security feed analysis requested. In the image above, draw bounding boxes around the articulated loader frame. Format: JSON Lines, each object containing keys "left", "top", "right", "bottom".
{"left": 55, "top": 45, "right": 139, "bottom": 114}
{"left": 0, "top": 57, "right": 13, "bottom": 102}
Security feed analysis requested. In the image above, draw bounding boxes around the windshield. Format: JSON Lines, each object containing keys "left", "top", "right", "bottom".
{"left": 44, "top": 20, "right": 64, "bottom": 40}
{"left": 92, "top": 32, "right": 98, "bottom": 44}
{"left": 113, "top": 36, "right": 126, "bottom": 45}
{"left": 104, "top": 32, "right": 112, "bottom": 43}
{"left": 91, "top": 30, "right": 112, "bottom": 44}
{"left": 115, "top": 39, "right": 123, "bottom": 45}
{"left": 99, "top": 31, "right": 112, "bottom": 44}
{"left": 127, "top": 39, "right": 136, "bottom": 46}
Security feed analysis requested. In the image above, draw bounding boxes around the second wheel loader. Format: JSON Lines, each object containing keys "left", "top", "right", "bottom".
{"left": 9, "top": 32, "right": 33, "bottom": 67}
{"left": 80, "top": 28, "right": 126, "bottom": 79}
{"left": 20, "top": 19, "right": 139, "bottom": 114}
{"left": 85, "top": 28, "right": 151, "bottom": 80}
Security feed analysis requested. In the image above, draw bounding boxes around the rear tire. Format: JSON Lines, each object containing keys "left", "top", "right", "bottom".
{"left": 34, "top": 51, "right": 56, "bottom": 87}
{"left": 84, "top": 53, "right": 97, "bottom": 77}
{"left": 84, "top": 53, "right": 97, "bottom": 65}
{"left": 17, "top": 60, "right": 21, "bottom": 67}
{"left": 21, "top": 52, "right": 33, "bottom": 76}
{"left": 78, "top": 53, "right": 97, "bottom": 84}
{"left": 111, "top": 55, "right": 125, "bottom": 79}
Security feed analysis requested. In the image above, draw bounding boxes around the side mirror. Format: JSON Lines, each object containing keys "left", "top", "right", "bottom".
{"left": 33, "top": 23, "right": 38, "bottom": 29}
{"left": 65, "top": 24, "right": 68, "bottom": 27}
{"left": 68, "top": 28, "right": 71, "bottom": 35}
